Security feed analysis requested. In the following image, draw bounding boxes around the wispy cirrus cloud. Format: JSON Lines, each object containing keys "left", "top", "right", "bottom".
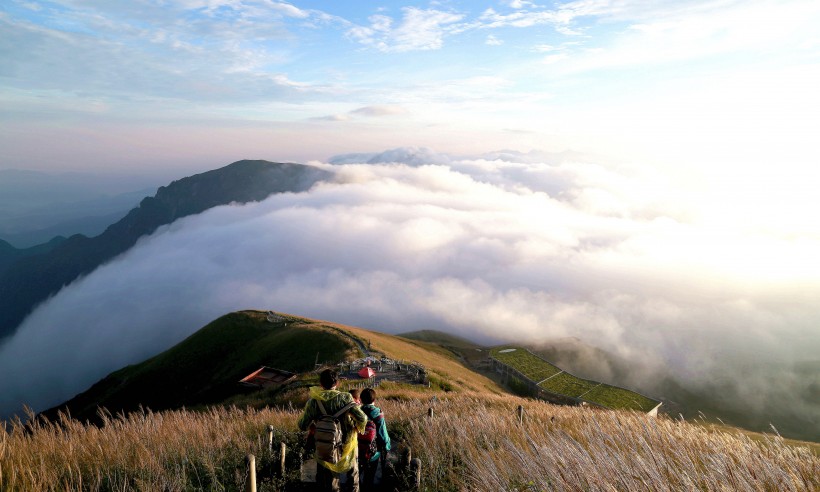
{"left": 0, "top": 0, "right": 341, "bottom": 106}
{"left": 485, "top": 34, "right": 503, "bottom": 45}
{"left": 346, "top": 7, "right": 464, "bottom": 52}
{"left": 350, "top": 105, "right": 409, "bottom": 117}
{"left": 311, "top": 104, "right": 409, "bottom": 122}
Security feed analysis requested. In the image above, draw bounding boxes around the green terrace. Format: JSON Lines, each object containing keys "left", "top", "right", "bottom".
{"left": 489, "top": 347, "right": 659, "bottom": 413}
{"left": 491, "top": 347, "right": 562, "bottom": 382}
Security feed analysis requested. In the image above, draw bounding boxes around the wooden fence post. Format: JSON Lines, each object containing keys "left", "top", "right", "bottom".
{"left": 518, "top": 405, "right": 524, "bottom": 424}
{"left": 267, "top": 424, "right": 274, "bottom": 452}
{"left": 402, "top": 447, "right": 412, "bottom": 470}
{"left": 411, "top": 458, "right": 422, "bottom": 489}
{"left": 427, "top": 407, "right": 434, "bottom": 419}
{"left": 279, "top": 441, "right": 287, "bottom": 477}
{"left": 246, "top": 454, "right": 257, "bottom": 492}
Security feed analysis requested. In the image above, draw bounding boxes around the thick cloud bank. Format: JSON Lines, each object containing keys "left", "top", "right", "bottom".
{"left": 1, "top": 151, "right": 818, "bottom": 438}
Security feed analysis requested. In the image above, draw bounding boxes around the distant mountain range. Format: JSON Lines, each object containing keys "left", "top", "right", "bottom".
{"left": 0, "top": 236, "right": 66, "bottom": 276}
{"left": 0, "top": 168, "right": 161, "bottom": 247}
{"left": 0, "top": 160, "right": 332, "bottom": 342}
{"left": 0, "top": 192, "right": 148, "bottom": 248}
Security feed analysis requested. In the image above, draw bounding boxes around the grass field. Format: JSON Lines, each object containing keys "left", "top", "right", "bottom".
{"left": 3, "top": 393, "right": 817, "bottom": 491}
{"left": 490, "top": 347, "right": 660, "bottom": 412}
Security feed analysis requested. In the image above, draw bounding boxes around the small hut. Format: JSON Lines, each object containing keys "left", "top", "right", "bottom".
{"left": 239, "top": 366, "right": 297, "bottom": 389}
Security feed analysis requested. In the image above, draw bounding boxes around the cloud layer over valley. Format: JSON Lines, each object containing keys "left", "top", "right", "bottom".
{"left": 1, "top": 150, "right": 818, "bottom": 439}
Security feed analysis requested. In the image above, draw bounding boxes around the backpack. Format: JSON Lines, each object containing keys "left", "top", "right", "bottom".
{"left": 358, "top": 419, "right": 378, "bottom": 462}
{"left": 314, "top": 400, "right": 356, "bottom": 464}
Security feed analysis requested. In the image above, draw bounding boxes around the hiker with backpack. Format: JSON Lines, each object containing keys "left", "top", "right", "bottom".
{"left": 358, "top": 388, "right": 391, "bottom": 491}
{"left": 298, "top": 369, "right": 367, "bottom": 492}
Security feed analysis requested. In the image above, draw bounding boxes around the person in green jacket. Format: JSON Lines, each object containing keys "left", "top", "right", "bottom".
{"left": 358, "top": 388, "right": 392, "bottom": 491}
{"left": 298, "top": 369, "right": 367, "bottom": 492}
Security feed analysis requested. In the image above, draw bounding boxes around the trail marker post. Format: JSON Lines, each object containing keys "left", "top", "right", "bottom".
{"left": 280, "top": 442, "right": 287, "bottom": 477}
{"left": 402, "top": 447, "right": 412, "bottom": 469}
{"left": 245, "top": 454, "right": 257, "bottom": 492}
{"left": 518, "top": 405, "right": 524, "bottom": 424}
{"left": 411, "top": 458, "right": 422, "bottom": 489}
{"left": 267, "top": 424, "right": 274, "bottom": 452}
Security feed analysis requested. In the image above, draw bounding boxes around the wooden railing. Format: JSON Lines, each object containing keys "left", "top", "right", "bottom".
{"left": 243, "top": 427, "right": 426, "bottom": 491}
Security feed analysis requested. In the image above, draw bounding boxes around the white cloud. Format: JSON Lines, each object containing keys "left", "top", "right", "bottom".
{"left": 485, "top": 34, "right": 503, "bottom": 45}
{"left": 350, "top": 105, "right": 409, "bottom": 117}
{"left": 507, "top": 0, "right": 539, "bottom": 9}
{"left": 335, "top": 147, "right": 451, "bottom": 166}
{"left": 0, "top": 1, "right": 340, "bottom": 107}
{"left": 531, "top": 43, "right": 556, "bottom": 52}
{"left": 263, "top": 1, "right": 309, "bottom": 19}
{"left": 368, "top": 14, "right": 392, "bottom": 32}
{"left": 479, "top": 7, "right": 565, "bottom": 29}
{"left": 310, "top": 105, "right": 408, "bottom": 123}
{"left": 347, "top": 7, "right": 465, "bottom": 52}
{"left": 310, "top": 113, "right": 350, "bottom": 122}
{"left": 0, "top": 153, "right": 818, "bottom": 436}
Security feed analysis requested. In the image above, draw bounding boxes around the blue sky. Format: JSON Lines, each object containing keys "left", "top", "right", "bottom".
{"left": 3, "top": 0, "right": 818, "bottom": 178}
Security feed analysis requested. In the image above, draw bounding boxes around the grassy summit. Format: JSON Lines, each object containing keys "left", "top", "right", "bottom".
{"left": 44, "top": 311, "right": 356, "bottom": 422}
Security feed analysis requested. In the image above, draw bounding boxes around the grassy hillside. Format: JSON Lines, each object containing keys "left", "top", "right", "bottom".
{"left": 45, "top": 311, "right": 507, "bottom": 423}
{"left": 44, "top": 311, "right": 357, "bottom": 422}
{"left": 6, "top": 311, "right": 819, "bottom": 490}
{"left": 7, "top": 392, "right": 818, "bottom": 491}
{"left": 490, "top": 346, "right": 660, "bottom": 412}
{"left": 328, "top": 322, "right": 504, "bottom": 395}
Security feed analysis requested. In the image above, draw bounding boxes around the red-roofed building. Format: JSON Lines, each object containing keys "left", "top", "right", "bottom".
{"left": 239, "top": 366, "right": 297, "bottom": 389}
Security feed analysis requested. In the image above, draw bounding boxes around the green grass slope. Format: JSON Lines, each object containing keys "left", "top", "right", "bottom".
{"left": 44, "top": 311, "right": 357, "bottom": 422}
{"left": 490, "top": 346, "right": 660, "bottom": 412}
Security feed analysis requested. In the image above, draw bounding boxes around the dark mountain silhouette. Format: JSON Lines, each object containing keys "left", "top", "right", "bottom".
{"left": 0, "top": 189, "right": 150, "bottom": 248}
{"left": 0, "top": 236, "right": 66, "bottom": 275}
{"left": 0, "top": 160, "right": 332, "bottom": 342}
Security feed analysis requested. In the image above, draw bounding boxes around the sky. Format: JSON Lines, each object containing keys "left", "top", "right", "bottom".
{"left": 1, "top": 1, "right": 820, "bottom": 438}
{"left": 2, "top": 0, "right": 819, "bottom": 176}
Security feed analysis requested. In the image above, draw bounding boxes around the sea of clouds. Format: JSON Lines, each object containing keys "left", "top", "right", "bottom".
{"left": 0, "top": 148, "right": 817, "bottom": 438}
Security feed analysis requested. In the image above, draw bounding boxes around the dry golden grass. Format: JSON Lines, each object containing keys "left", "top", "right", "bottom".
{"left": 382, "top": 394, "right": 820, "bottom": 491}
{"left": 4, "top": 392, "right": 816, "bottom": 491}
{"left": 0, "top": 405, "right": 302, "bottom": 491}
{"left": 3, "top": 314, "right": 816, "bottom": 491}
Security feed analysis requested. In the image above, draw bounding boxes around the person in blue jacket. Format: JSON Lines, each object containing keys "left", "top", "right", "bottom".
{"left": 358, "top": 387, "right": 391, "bottom": 490}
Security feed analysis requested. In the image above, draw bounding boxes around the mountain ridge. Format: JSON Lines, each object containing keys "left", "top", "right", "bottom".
{"left": 0, "top": 160, "right": 333, "bottom": 342}
{"left": 43, "top": 311, "right": 819, "bottom": 454}
{"left": 42, "top": 311, "right": 505, "bottom": 423}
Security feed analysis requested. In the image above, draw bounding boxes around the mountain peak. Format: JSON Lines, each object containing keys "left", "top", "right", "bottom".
{"left": 0, "top": 161, "right": 333, "bottom": 342}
